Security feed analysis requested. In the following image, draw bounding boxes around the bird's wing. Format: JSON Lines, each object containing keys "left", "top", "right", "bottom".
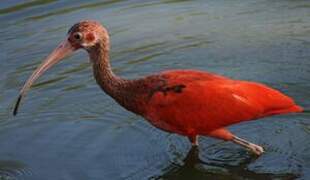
{"left": 144, "top": 70, "right": 302, "bottom": 135}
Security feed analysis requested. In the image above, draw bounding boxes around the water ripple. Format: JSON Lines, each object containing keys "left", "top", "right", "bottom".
{"left": 0, "top": 160, "right": 32, "bottom": 180}
{"left": 24, "top": 0, "right": 124, "bottom": 21}
{"left": 0, "top": 0, "right": 56, "bottom": 15}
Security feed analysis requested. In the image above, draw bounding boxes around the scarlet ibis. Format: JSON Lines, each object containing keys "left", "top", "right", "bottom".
{"left": 14, "top": 20, "right": 303, "bottom": 155}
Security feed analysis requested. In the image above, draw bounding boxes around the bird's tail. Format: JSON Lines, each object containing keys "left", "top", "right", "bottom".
{"left": 291, "top": 105, "right": 303, "bottom": 113}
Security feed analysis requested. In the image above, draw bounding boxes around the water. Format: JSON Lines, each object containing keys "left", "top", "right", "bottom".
{"left": 0, "top": 0, "right": 309, "bottom": 179}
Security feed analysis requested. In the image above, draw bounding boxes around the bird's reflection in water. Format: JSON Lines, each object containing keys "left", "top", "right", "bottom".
{"left": 153, "top": 146, "right": 298, "bottom": 180}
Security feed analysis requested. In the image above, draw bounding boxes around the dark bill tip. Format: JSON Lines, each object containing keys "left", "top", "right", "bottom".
{"left": 13, "top": 95, "right": 22, "bottom": 116}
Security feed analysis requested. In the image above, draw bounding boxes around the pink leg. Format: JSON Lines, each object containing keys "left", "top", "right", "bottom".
{"left": 188, "top": 135, "right": 199, "bottom": 146}
{"left": 231, "top": 136, "right": 264, "bottom": 156}
{"left": 207, "top": 128, "right": 264, "bottom": 156}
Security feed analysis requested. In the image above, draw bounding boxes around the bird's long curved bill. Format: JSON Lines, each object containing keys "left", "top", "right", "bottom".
{"left": 13, "top": 39, "right": 75, "bottom": 116}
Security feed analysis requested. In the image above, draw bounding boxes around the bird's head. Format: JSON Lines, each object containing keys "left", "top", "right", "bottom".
{"left": 13, "top": 20, "right": 109, "bottom": 115}
{"left": 67, "top": 20, "right": 109, "bottom": 50}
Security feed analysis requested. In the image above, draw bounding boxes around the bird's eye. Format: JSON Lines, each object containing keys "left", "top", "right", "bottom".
{"left": 73, "top": 32, "right": 82, "bottom": 40}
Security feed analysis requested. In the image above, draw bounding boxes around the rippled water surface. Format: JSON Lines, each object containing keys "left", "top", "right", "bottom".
{"left": 0, "top": 0, "right": 310, "bottom": 179}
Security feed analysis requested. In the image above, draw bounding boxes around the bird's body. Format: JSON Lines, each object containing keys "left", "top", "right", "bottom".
{"left": 14, "top": 20, "right": 303, "bottom": 155}
{"left": 94, "top": 68, "right": 302, "bottom": 142}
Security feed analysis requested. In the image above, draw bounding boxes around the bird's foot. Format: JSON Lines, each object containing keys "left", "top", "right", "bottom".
{"left": 232, "top": 136, "right": 264, "bottom": 156}
{"left": 246, "top": 142, "right": 264, "bottom": 156}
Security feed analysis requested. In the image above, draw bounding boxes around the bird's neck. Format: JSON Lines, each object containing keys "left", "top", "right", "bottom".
{"left": 90, "top": 39, "right": 124, "bottom": 98}
{"left": 89, "top": 39, "right": 143, "bottom": 114}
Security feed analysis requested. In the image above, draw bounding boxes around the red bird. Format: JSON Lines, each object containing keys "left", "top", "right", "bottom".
{"left": 14, "top": 20, "right": 303, "bottom": 155}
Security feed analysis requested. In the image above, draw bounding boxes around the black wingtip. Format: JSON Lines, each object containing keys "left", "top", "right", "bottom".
{"left": 13, "top": 95, "right": 22, "bottom": 116}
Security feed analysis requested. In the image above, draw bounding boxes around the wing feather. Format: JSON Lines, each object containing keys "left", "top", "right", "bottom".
{"left": 144, "top": 71, "right": 301, "bottom": 135}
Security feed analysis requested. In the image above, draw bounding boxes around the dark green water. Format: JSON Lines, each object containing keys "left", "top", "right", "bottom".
{"left": 0, "top": 0, "right": 309, "bottom": 179}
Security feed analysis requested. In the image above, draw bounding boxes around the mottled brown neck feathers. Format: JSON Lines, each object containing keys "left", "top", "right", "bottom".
{"left": 90, "top": 38, "right": 123, "bottom": 98}
{"left": 89, "top": 35, "right": 144, "bottom": 114}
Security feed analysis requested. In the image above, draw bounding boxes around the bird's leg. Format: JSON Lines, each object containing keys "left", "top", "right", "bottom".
{"left": 232, "top": 136, "right": 264, "bottom": 156}
{"left": 188, "top": 135, "right": 199, "bottom": 146}
{"left": 206, "top": 128, "right": 264, "bottom": 156}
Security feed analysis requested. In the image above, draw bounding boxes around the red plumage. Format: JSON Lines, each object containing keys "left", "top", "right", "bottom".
{"left": 143, "top": 70, "right": 302, "bottom": 141}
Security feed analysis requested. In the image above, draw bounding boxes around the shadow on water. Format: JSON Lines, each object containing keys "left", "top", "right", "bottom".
{"left": 0, "top": 160, "right": 31, "bottom": 180}
{"left": 154, "top": 146, "right": 298, "bottom": 180}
